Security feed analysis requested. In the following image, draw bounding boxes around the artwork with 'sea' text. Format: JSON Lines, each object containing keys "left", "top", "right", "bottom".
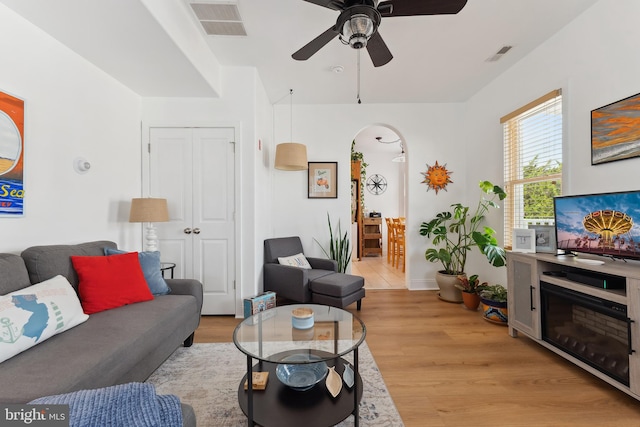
{"left": 0, "top": 90, "right": 25, "bottom": 216}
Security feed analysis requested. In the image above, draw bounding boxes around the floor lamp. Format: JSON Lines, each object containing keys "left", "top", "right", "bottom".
{"left": 129, "top": 198, "right": 169, "bottom": 252}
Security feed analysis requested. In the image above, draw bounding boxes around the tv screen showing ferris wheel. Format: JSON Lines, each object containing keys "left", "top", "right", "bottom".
{"left": 554, "top": 190, "right": 640, "bottom": 261}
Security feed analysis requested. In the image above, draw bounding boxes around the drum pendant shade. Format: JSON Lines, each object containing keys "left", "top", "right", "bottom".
{"left": 275, "top": 143, "right": 308, "bottom": 171}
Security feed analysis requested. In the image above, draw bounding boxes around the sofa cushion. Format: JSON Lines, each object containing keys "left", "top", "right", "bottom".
{"left": 104, "top": 248, "right": 170, "bottom": 296}
{"left": 278, "top": 253, "right": 312, "bottom": 269}
{"left": 71, "top": 252, "right": 153, "bottom": 314}
{"left": 0, "top": 275, "right": 89, "bottom": 364}
{"left": 21, "top": 241, "right": 118, "bottom": 291}
{"left": 0, "top": 253, "right": 31, "bottom": 294}
{"left": 264, "top": 237, "right": 304, "bottom": 264}
{"left": 310, "top": 273, "right": 365, "bottom": 297}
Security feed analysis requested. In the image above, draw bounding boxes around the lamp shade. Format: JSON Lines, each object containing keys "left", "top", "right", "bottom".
{"left": 274, "top": 143, "right": 308, "bottom": 171}
{"left": 129, "top": 198, "right": 169, "bottom": 223}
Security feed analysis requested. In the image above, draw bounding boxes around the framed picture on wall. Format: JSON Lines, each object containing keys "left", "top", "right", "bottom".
{"left": 528, "top": 224, "right": 557, "bottom": 254}
{"left": 591, "top": 92, "right": 640, "bottom": 165}
{"left": 512, "top": 228, "right": 536, "bottom": 253}
{"left": 0, "top": 90, "right": 25, "bottom": 216}
{"left": 308, "top": 162, "right": 337, "bottom": 199}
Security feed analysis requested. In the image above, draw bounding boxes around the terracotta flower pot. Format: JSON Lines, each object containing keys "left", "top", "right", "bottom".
{"left": 461, "top": 292, "right": 481, "bottom": 310}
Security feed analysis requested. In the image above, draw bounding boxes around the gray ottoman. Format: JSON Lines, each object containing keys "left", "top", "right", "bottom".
{"left": 310, "top": 273, "right": 365, "bottom": 310}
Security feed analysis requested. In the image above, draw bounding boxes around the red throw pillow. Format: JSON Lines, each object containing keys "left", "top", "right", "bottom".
{"left": 71, "top": 252, "right": 154, "bottom": 314}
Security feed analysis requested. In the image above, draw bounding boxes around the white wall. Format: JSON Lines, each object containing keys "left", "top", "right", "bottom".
{"left": 254, "top": 72, "right": 274, "bottom": 295}
{"left": 0, "top": 4, "right": 142, "bottom": 253}
{"left": 465, "top": 0, "right": 640, "bottom": 284}
{"left": 271, "top": 103, "right": 466, "bottom": 290}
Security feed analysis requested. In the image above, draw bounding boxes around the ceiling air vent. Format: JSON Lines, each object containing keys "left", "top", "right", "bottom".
{"left": 486, "top": 45, "right": 513, "bottom": 62}
{"left": 190, "top": 2, "right": 247, "bottom": 36}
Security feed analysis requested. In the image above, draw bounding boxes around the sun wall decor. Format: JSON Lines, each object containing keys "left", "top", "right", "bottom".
{"left": 421, "top": 160, "right": 452, "bottom": 194}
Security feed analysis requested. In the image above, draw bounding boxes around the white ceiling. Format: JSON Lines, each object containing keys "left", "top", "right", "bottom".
{"left": 1, "top": 0, "right": 599, "bottom": 104}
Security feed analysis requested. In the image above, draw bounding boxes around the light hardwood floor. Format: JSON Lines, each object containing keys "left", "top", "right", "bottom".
{"left": 352, "top": 253, "right": 405, "bottom": 289}
{"left": 195, "top": 290, "right": 640, "bottom": 426}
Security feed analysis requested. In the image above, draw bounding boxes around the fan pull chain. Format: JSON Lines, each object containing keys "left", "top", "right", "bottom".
{"left": 289, "top": 89, "right": 293, "bottom": 141}
{"left": 357, "top": 49, "right": 362, "bottom": 104}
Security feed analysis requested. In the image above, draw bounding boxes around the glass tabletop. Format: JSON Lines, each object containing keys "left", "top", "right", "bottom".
{"left": 233, "top": 304, "right": 366, "bottom": 363}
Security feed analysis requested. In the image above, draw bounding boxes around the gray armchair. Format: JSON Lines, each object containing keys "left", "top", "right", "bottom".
{"left": 263, "top": 237, "right": 337, "bottom": 303}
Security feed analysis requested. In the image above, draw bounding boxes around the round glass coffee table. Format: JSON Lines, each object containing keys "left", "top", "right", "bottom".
{"left": 233, "top": 304, "right": 366, "bottom": 427}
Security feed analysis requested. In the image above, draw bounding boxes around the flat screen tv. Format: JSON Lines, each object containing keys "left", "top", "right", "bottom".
{"left": 554, "top": 190, "right": 640, "bottom": 261}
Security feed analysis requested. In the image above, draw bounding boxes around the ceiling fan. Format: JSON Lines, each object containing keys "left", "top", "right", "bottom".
{"left": 292, "top": 0, "right": 468, "bottom": 67}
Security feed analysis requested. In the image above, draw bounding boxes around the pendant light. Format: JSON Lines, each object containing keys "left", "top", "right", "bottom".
{"left": 392, "top": 142, "right": 406, "bottom": 163}
{"left": 275, "top": 89, "right": 308, "bottom": 171}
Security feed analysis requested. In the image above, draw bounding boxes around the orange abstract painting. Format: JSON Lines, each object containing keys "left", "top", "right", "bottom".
{"left": 0, "top": 91, "right": 25, "bottom": 215}
{"left": 591, "top": 92, "right": 640, "bottom": 165}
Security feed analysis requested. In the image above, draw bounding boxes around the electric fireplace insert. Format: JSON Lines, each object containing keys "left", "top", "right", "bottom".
{"left": 540, "top": 281, "right": 631, "bottom": 386}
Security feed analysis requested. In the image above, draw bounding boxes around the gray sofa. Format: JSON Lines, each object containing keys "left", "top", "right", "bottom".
{"left": 0, "top": 241, "right": 203, "bottom": 426}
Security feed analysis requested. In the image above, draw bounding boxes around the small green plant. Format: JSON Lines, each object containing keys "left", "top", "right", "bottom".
{"left": 455, "top": 274, "right": 486, "bottom": 294}
{"left": 351, "top": 140, "right": 368, "bottom": 212}
{"left": 478, "top": 284, "right": 508, "bottom": 303}
{"left": 315, "top": 213, "right": 352, "bottom": 273}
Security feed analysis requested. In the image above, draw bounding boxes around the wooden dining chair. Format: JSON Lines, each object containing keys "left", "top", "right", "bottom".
{"left": 385, "top": 218, "right": 395, "bottom": 264}
{"left": 392, "top": 218, "right": 405, "bottom": 272}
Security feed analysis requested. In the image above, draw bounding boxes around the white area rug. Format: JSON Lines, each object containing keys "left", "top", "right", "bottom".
{"left": 147, "top": 342, "right": 403, "bottom": 427}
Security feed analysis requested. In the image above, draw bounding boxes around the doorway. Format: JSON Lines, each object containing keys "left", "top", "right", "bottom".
{"left": 148, "top": 127, "right": 237, "bottom": 315}
{"left": 350, "top": 125, "right": 407, "bottom": 289}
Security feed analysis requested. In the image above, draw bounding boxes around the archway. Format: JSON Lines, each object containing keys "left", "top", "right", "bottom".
{"left": 350, "top": 124, "right": 407, "bottom": 289}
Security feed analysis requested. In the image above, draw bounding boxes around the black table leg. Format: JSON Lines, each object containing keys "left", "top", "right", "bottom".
{"left": 247, "top": 355, "right": 254, "bottom": 427}
{"left": 354, "top": 347, "right": 359, "bottom": 427}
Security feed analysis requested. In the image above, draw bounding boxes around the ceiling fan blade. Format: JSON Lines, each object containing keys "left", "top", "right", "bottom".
{"left": 378, "top": 0, "right": 467, "bottom": 17}
{"left": 292, "top": 26, "right": 340, "bottom": 61}
{"left": 366, "top": 31, "right": 393, "bottom": 67}
{"left": 302, "top": 0, "right": 345, "bottom": 11}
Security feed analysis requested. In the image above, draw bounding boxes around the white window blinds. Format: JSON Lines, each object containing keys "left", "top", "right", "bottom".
{"left": 502, "top": 89, "right": 563, "bottom": 249}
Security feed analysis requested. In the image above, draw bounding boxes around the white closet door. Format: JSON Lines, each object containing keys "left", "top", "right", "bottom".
{"left": 150, "top": 127, "right": 236, "bottom": 315}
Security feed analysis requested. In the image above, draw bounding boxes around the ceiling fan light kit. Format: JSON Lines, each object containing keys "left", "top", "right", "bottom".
{"left": 339, "top": 7, "right": 380, "bottom": 50}
{"left": 293, "top": 0, "right": 467, "bottom": 103}
{"left": 293, "top": 0, "right": 468, "bottom": 67}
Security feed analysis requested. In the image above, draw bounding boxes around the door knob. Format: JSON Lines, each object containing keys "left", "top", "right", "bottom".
{"left": 184, "top": 228, "right": 192, "bottom": 234}
{"left": 193, "top": 228, "right": 201, "bottom": 234}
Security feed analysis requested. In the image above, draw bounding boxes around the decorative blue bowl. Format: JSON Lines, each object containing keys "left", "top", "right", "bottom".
{"left": 276, "top": 354, "right": 328, "bottom": 391}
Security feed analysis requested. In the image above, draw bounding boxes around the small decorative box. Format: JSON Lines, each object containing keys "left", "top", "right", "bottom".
{"left": 291, "top": 307, "right": 314, "bottom": 329}
{"left": 243, "top": 291, "right": 276, "bottom": 318}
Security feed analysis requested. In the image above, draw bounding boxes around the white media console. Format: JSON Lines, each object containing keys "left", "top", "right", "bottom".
{"left": 507, "top": 251, "right": 640, "bottom": 400}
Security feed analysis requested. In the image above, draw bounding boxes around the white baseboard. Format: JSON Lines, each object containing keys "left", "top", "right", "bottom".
{"left": 409, "top": 278, "right": 438, "bottom": 291}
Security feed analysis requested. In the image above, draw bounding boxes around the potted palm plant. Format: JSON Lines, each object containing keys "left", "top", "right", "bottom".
{"left": 419, "top": 180, "right": 507, "bottom": 302}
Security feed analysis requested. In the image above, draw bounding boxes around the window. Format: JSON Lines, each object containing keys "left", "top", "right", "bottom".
{"left": 502, "top": 90, "right": 562, "bottom": 249}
